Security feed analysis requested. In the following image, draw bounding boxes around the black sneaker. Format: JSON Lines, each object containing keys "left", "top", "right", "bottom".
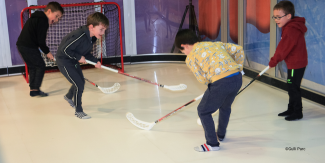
{"left": 285, "top": 113, "right": 303, "bottom": 121}
{"left": 218, "top": 135, "right": 225, "bottom": 141}
{"left": 30, "top": 91, "right": 48, "bottom": 97}
{"left": 216, "top": 133, "right": 225, "bottom": 141}
{"left": 278, "top": 110, "right": 293, "bottom": 117}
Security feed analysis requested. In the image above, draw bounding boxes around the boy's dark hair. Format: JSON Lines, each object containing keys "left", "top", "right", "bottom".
{"left": 87, "top": 12, "right": 109, "bottom": 27}
{"left": 274, "top": 1, "right": 295, "bottom": 18}
{"left": 44, "top": 1, "right": 64, "bottom": 14}
{"left": 175, "top": 29, "right": 200, "bottom": 50}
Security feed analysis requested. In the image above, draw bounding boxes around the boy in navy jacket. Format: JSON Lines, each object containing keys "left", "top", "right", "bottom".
{"left": 56, "top": 12, "right": 108, "bottom": 119}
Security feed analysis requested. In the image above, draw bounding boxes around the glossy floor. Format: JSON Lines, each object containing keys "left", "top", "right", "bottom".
{"left": 0, "top": 63, "right": 324, "bottom": 163}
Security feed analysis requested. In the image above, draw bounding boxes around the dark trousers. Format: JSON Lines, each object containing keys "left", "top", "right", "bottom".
{"left": 17, "top": 46, "right": 45, "bottom": 90}
{"left": 287, "top": 67, "right": 306, "bottom": 115}
{"left": 58, "top": 64, "right": 85, "bottom": 112}
{"left": 198, "top": 74, "right": 242, "bottom": 147}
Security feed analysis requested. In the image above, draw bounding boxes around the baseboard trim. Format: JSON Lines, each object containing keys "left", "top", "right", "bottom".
{"left": 243, "top": 67, "right": 325, "bottom": 106}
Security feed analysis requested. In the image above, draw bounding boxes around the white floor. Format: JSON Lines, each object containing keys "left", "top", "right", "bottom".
{"left": 0, "top": 63, "right": 325, "bottom": 163}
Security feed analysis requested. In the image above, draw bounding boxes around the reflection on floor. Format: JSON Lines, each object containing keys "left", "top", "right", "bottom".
{"left": 0, "top": 63, "right": 324, "bottom": 163}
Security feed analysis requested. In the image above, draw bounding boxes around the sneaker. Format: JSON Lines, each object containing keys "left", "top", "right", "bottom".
{"left": 217, "top": 135, "right": 225, "bottom": 141}
{"left": 216, "top": 132, "right": 225, "bottom": 141}
{"left": 194, "top": 144, "right": 220, "bottom": 152}
{"left": 30, "top": 91, "right": 48, "bottom": 97}
{"left": 278, "top": 110, "right": 293, "bottom": 116}
{"left": 75, "top": 112, "right": 91, "bottom": 119}
{"left": 64, "top": 96, "right": 75, "bottom": 108}
{"left": 285, "top": 113, "right": 303, "bottom": 121}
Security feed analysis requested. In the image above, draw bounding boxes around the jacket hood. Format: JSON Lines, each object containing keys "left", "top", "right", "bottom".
{"left": 31, "top": 11, "right": 48, "bottom": 19}
{"left": 284, "top": 16, "right": 307, "bottom": 34}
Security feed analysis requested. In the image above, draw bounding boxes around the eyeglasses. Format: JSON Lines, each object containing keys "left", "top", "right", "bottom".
{"left": 272, "top": 14, "right": 287, "bottom": 20}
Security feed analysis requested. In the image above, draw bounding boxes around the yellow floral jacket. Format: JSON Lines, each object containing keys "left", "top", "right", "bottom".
{"left": 186, "top": 42, "right": 245, "bottom": 85}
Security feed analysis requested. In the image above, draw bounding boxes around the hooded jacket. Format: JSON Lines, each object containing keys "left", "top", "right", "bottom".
{"left": 55, "top": 25, "right": 98, "bottom": 66}
{"left": 269, "top": 16, "right": 308, "bottom": 69}
{"left": 16, "top": 11, "right": 50, "bottom": 54}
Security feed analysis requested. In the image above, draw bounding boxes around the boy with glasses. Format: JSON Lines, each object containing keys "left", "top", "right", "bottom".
{"left": 269, "top": 1, "right": 308, "bottom": 121}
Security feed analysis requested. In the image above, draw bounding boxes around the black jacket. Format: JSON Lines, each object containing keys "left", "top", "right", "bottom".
{"left": 55, "top": 25, "right": 98, "bottom": 66}
{"left": 16, "top": 11, "right": 50, "bottom": 54}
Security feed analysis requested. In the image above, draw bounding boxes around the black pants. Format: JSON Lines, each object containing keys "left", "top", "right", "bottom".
{"left": 287, "top": 67, "right": 306, "bottom": 114}
{"left": 58, "top": 64, "right": 85, "bottom": 112}
{"left": 17, "top": 46, "right": 45, "bottom": 90}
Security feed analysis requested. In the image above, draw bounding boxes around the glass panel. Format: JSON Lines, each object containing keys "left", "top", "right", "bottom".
{"left": 135, "top": 0, "right": 199, "bottom": 54}
{"left": 244, "top": 0, "right": 271, "bottom": 71}
{"left": 275, "top": 21, "right": 287, "bottom": 79}
{"left": 276, "top": 0, "right": 325, "bottom": 94}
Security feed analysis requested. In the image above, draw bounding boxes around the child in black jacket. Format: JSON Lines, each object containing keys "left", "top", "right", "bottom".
{"left": 16, "top": 2, "right": 63, "bottom": 97}
{"left": 56, "top": 12, "right": 108, "bottom": 119}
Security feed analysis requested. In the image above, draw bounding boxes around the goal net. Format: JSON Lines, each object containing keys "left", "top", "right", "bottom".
{"left": 20, "top": 2, "right": 124, "bottom": 83}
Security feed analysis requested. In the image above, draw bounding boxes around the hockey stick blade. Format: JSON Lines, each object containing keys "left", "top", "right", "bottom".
{"left": 85, "top": 78, "right": 120, "bottom": 94}
{"left": 163, "top": 84, "right": 187, "bottom": 91}
{"left": 126, "top": 112, "right": 156, "bottom": 130}
{"left": 98, "top": 83, "right": 120, "bottom": 94}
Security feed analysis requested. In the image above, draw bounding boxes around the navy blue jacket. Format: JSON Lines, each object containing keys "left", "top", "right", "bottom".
{"left": 56, "top": 25, "right": 98, "bottom": 66}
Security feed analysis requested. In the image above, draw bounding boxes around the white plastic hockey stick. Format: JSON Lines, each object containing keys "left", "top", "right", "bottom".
{"left": 126, "top": 94, "right": 204, "bottom": 130}
{"left": 86, "top": 60, "right": 187, "bottom": 91}
{"left": 197, "top": 66, "right": 270, "bottom": 125}
{"left": 84, "top": 78, "right": 120, "bottom": 94}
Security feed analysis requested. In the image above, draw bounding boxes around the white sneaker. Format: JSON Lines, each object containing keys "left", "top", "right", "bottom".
{"left": 194, "top": 144, "right": 220, "bottom": 152}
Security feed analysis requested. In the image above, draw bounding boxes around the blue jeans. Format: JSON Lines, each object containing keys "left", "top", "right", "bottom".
{"left": 198, "top": 73, "right": 242, "bottom": 146}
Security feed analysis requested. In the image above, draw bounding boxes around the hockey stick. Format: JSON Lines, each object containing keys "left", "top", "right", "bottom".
{"left": 84, "top": 78, "right": 120, "bottom": 94}
{"left": 126, "top": 94, "right": 204, "bottom": 130}
{"left": 197, "top": 66, "right": 270, "bottom": 125}
{"left": 86, "top": 60, "right": 187, "bottom": 91}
